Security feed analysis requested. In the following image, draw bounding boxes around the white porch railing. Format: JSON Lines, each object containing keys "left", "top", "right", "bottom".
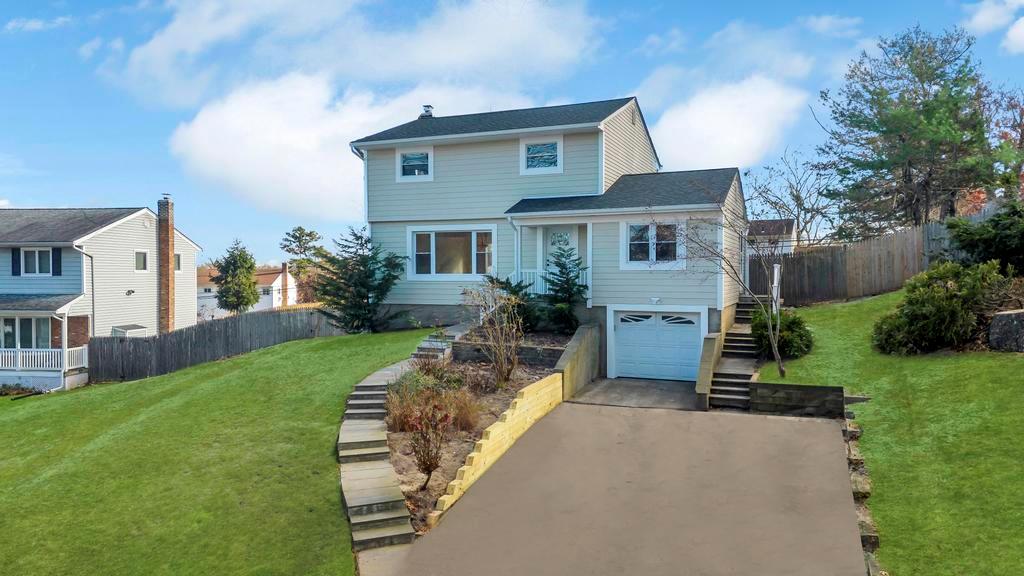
{"left": 509, "top": 269, "right": 590, "bottom": 297}
{"left": 0, "top": 345, "right": 88, "bottom": 371}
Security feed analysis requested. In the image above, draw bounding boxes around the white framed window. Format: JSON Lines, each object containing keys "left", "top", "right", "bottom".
{"left": 134, "top": 250, "right": 149, "bottom": 272}
{"left": 619, "top": 221, "right": 687, "bottom": 270}
{"left": 203, "top": 287, "right": 213, "bottom": 293}
{"left": 395, "top": 146, "right": 434, "bottom": 182}
{"left": 262, "top": 287, "right": 272, "bottom": 296}
{"left": 22, "top": 248, "right": 52, "bottom": 276}
{"left": 407, "top": 224, "right": 496, "bottom": 281}
{"left": 3, "top": 317, "right": 51, "bottom": 349}
{"left": 174, "top": 253, "right": 182, "bottom": 272}
{"left": 520, "top": 134, "right": 563, "bottom": 175}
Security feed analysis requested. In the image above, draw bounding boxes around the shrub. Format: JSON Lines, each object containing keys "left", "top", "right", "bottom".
{"left": 541, "top": 244, "right": 588, "bottom": 334}
{"left": 450, "top": 363, "right": 495, "bottom": 394}
{"left": 385, "top": 372, "right": 433, "bottom": 432}
{"left": 872, "top": 261, "right": 1007, "bottom": 354}
{"left": 447, "top": 388, "right": 481, "bottom": 432}
{"left": 409, "top": 403, "right": 452, "bottom": 490}
{"left": 484, "top": 275, "right": 540, "bottom": 332}
{"left": 463, "top": 283, "right": 524, "bottom": 388}
{"left": 318, "top": 227, "right": 404, "bottom": 332}
{"left": 751, "top": 309, "right": 813, "bottom": 359}
{"left": 947, "top": 200, "right": 1024, "bottom": 274}
{"left": 409, "top": 355, "right": 463, "bottom": 389}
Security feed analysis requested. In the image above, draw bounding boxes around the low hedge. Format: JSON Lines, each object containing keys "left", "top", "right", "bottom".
{"left": 751, "top": 308, "right": 813, "bottom": 359}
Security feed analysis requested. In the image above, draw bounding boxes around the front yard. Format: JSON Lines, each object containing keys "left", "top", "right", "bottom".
{"left": 0, "top": 330, "right": 427, "bottom": 576}
{"left": 759, "top": 292, "right": 1024, "bottom": 575}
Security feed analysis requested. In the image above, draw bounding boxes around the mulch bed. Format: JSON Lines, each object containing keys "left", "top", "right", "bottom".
{"left": 462, "top": 329, "right": 573, "bottom": 349}
{"left": 0, "top": 384, "right": 37, "bottom": 397}
{"left": 388, "top": 360, "right": 556, "bottom": 532}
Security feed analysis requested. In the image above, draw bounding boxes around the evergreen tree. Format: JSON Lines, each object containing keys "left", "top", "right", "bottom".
{"left": 317, "top": 227, "right": 404, "bottom": 332}
{"left": 819, "top": 27, "right": 998, "bottom": 239}
{"left": 212, "top": 240, "right": 260, "bottom": 315}
{"left": 541, "top": 244, "right": 588, "bottom": 334}
{"left": 279, "top": 226, "right": 324, "bottom": 277}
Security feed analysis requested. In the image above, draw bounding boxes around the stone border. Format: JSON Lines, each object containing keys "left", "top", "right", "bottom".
{"left": 432, "top": 373, "right": 563, "bottom": 519}
{"left": 451, "top": 340, "right": 566, "bottom": 368}
{"left": 843, "top": 416, "right": 886, "bottom": 575}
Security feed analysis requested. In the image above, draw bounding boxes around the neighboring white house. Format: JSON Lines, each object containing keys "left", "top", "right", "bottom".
{"left": 0, "top": 197, "right": 200, "bottom": 390}
{"left": 350, "top": 97, "right": 748, "bottom": 381}
{"left": 747, "top": 218, "right": 798, "bottom": 255}
{"left": 197, "top": 263, "right": 297, "bottom": 320}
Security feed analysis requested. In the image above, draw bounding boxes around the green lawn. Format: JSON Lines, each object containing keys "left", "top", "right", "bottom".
{"left": 0, "top": 330, "right": 427, "bottom": 576}
{"left": 759, "top": 292, "right": 1024, "bottom": 575}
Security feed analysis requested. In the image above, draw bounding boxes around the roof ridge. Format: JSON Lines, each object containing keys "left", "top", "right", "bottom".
{"left": 621, "top": 167, "right": 738, "bottom": 177}
{"left": 0, "top": 207, "right": 146, "bottom": 211}
{"left": 418, "top": 96, "right": 635, "bottom": 121}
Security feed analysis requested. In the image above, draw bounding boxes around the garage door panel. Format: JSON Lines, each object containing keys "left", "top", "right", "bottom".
{"left": 614, "top": 311, "right": 701, "bottom": 381}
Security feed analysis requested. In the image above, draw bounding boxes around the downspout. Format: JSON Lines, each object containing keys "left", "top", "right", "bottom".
{"left": 73, "top": 245, "right": 96, "bottom": 337}
{"left": 47, "top": 311, "right": 66, "bottom": 392}
{"left": 507, "top": 216, "right": 520, "bottom": 282}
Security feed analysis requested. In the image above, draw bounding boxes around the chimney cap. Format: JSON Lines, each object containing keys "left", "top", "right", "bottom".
{"left": 419, "top": 104, "right": 434, "bottom": 119}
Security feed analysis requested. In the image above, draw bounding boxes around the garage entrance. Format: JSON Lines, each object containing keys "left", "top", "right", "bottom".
{"left": 613, "top": 311, "right": 701, "bottom": 380}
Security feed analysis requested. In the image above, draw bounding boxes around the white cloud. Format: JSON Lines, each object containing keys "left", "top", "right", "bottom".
{"left": 170, "top": 74, "right": 532, "bottom": 220}
{"left": 633, "top": 65, "right": 692, "bottom": 113}
{"left": 115, "top": 0, "right": 598, "bottom": 107}
{"left": 79, "top": 37, "right": 104, "bottom": 60}
{"left": 1004, "top": 16, "right": 1024, "bottom": 52}
{"left": 3, "top": 15, "right": 72, "bottom": 33}
{"left": 0, "top": 199, "right": 10, "bottom": 208}
{"left": 650, "top": 75, "right": 808, "bottom": 170}
{"left": 799, "top": 15, "right": 863, "bottom": 38}
{"left": 705, "top": 21, "right": 814, "bottom": 79}
{"left": 637, "top": 28, "right": 686, "bottom": 56}
{"left": 961, "top": 0, "right": 1024, "bottom": 35}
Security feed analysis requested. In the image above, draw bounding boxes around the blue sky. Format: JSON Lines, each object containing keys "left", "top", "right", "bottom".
{"left": 2, "top": 0, "right": 1023, "bottom": 263}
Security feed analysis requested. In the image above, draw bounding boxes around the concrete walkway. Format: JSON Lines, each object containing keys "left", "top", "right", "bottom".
{"left": 393, "top": 403, "right": 866, "bottom": 576}
{"left": 570, "top": 377, "right": 699, "bottom": 410}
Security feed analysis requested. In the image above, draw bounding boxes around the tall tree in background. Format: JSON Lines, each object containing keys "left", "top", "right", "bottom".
{"left": 993, "top": 88, "right": 1024, "bottom": 198}
{"left": 745, "top": 149, "right": 839, "bottom": 246}
{"left": 280, "top": 226, "right": 325, "bottom": 303}
{"left": 818, "top": 27, "right": 996, "bottom": 239}
{"left": 213, "top": 240, "right": 259, "bottom": 315}
{"left": 317, "top": 227, "right": 404, "bottom": 332}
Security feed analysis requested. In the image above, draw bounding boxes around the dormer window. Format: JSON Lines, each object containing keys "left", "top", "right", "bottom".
{"left": 396, "top": 146, "right": 433, "bottom": 182}
{"left": 520, "top": 135, "right": 563, "bottom": 175}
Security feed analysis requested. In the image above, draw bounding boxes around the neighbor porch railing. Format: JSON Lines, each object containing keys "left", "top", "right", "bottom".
{"left": 0, "top": 345, "right": 88, "bottom": 371}
{"left": 508, "top": 269, "right": 590, "bottom": 297}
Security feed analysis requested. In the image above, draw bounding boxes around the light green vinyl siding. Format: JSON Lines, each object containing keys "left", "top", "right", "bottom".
{"left": 720, "top": 178, "right": 746, "bottom": 307}
{"left": 601, "top": 100, "right": 658, "bottom": 190}
{"left": 371, "top": 219, "right": 515, "bottom": 305}
{"left": 589, "top": 218, "right": 720, "bottom": 308}
{"left": 366, "top": 133, "right": 600, "bottom": 222}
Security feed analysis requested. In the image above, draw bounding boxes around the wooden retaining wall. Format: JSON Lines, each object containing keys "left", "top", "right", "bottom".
{"left": 88, "top": 307, "right": 345, "bottom": 382}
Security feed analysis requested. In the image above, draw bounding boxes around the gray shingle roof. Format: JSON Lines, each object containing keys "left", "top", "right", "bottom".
{"left": 352, "top": 98, "right": 636, "bottom": 144}
{"left": 505, "top": 168, "right": 739, "bottom": 215}
{"left": 0, "top": 293, "right": 80, "bottom": 312}
{"left": 0, "top": 208, "right": 143, "bottom": 244}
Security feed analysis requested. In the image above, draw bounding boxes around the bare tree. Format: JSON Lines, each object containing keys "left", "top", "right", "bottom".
{"left": 744, "top": 149, "right": 840, "bottom": 246}
{"left": 462, "top": 283, "right": 524, "bottom": 388}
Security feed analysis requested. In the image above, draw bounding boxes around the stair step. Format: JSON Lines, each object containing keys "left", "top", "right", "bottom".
{"left": 723, "top": 350, "right": 758, "bottom": 358}
{"left": 352, "top": 522, "right": 416, "bottom": 551}
{"left": 338, "top": 437, "right": 387, "bottom": 451}
{"left": 712, "top": 377, "right": 753, "bottom": 386}
{"left": 350, "top": 508, "right": 412, "bottom": 530}
{"left": 713, "top": 372, "right": 753, "bottom": 381}
{"left": 348, "top": 399, "right": 386, "bottom": 408}
{"left": 345, "top": 483, "right": 408, "bottom": 516}
{"left": 338, "top": 446, "right": 391, "bottom": 464}
{"left": 355, "top": 383, "right": 388, "bottom": 392}
{"left": 711, "top": 385, "right": 750, "bottom": 395}
{"left": 345, "top": 409, "right": 387, "bottom": 420}
{"left": 709, "top": 393, "right": 751, "bottom": 409}
{"left": 723, "top": 342, "right": 758, "bottom": 349}
{"left": 350, "top": 390, "right": 387, "bottom": 399}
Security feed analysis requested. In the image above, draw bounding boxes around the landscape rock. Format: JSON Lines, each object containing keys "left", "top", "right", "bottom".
{"left": 851, "top": 470, "right": 872, "bottom": 500}
{"left": 989, "top": 309, "right": 1024, "bottom": 352}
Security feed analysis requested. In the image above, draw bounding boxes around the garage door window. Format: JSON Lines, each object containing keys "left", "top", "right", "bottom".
{"left": 662, "top": 315, "right": 695, "bottom": 325}
{"left": 619, "top": 314, "right": 653, "bottom": 323}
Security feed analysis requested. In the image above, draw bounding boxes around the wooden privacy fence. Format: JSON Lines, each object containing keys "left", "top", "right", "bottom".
{"left": 748, "top": 227, "right": 927, "bottom": 306}
{"left": 89, "top": 307, "right": 345, "bottom": 382}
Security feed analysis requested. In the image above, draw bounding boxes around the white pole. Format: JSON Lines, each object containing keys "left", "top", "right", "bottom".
{"left": 771, "top": 263, "right": 782, "bottom": 316}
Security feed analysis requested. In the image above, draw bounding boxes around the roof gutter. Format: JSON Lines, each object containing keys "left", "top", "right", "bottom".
{"left": 506, "top": 203, "right": 722, "bottom": 219}
{"left": 350, "top": 122, "right": 601, "bottom": 150}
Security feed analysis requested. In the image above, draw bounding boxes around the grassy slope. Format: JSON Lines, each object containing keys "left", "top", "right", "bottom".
{"left": 759, "top": 292, "right": 1024, "bottom": 575}
{"left": 0, "top": 330, "right": 427, "bottom": 576}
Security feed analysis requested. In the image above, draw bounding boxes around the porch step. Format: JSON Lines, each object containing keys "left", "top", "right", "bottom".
{"left": 709, "top": 393, "right": 751, "bottom": 409}
{"left": 350, "top": 507, "right": 412, "bottom": 530}
{"left": 338, "top": 446, "right": 391, "bottom": 464}
{"left": 344, "top": 408, "right": 387, "bottom": 420}
{"left": 352, "top": 522, "right": 416, "bottom": 551}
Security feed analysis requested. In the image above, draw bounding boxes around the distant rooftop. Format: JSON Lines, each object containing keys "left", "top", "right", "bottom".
{"left": 748, "top": 218, "right": 795, "bottom": 237}
{"left": 0, "top": 208, "right": 142, "bottom": 244}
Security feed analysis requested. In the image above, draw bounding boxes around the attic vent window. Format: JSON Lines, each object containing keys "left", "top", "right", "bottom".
{"left": 520, "top": 134, "right": 564, "bottom": 175}
{"left": 395, "top": 146, "right": 434, "bottom": 182}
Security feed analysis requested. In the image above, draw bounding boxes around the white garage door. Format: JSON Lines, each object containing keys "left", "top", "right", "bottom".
{"left": 614, "top": 312, "right": 701, "bottom": 380}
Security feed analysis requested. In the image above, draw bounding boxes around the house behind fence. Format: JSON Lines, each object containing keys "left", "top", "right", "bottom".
{"left": 89, "top": 307, "right": 344, "bottom": 382}
{"left": 748, "top": 205, "right": 998, "bottom": 307}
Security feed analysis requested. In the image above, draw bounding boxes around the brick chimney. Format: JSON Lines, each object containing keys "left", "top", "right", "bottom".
{"left": 280, "top": 262, "right": 290, "bottom": 307}
{"left": 158, "top": 195, "right": 175, "bottom": 333}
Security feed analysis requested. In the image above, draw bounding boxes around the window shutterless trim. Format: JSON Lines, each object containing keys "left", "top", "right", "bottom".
{"left": 618, "top": 221, "right": 687, "bottom": 271}
{"left": 134, "top": 249, "right": 150, "bottom": 273}
{"left": 405, "top": 224, "right": 498, "bottom": 281}
{"left": 395, "top": 146, "right": 434, "bottom": 183}
{"left": 519, "top": 134, "right": 563, "bottom": 175}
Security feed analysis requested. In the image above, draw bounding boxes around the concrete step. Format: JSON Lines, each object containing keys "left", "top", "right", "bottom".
{"left": 712, "top": 377, "right": 753, "bottom": 387}
{"left": 723, "top": 349, "right": 758, "bottom": 358}
{"left": 345, "top": 484, "right": 408, "bottom": 516}
{"left": 352, "top": 522, "right": 416, "bottom": 551}
{"left": 709, "top": 393, "right": 751, "bottom": 409}
{"left": 338, "top": 437, "right": 387, "bottom": 451}
{"left": 354, "top": 382, "right": 388, "bottom": 393}
{"left": 350, "top": 390, "right": 387, "bottom": 399}
{"left": 733, "top": 317, "right": 751, "bottom": 324}
{"left": 411, "top": 352, "right": 444, "bottom": 360}
{"left": 711, "top": 385, "right": 750, "bottom": 395}
{"left": 338, "top": 446, "right": 391, "bottom": 464}
{"left": 350, "top": 507, "right": 412, "bottom": 531}
{"left": 344, "top": 408, "right": 387, "bottom": 420}
{"left": 723, "top": 341, "right": 758, "bottom": 350}
{"left": 347, "top": 398, "right": 386, "bottom": 409}
{"left": 713, "top": 371, "right": 753, "bottom": 381}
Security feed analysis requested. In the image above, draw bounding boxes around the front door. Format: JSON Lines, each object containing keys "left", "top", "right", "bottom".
{"left": 544, "top": 225, "right": 578, "bottom": 270}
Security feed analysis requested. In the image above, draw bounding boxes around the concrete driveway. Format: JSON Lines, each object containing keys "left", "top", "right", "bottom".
{"left": 393, "top": 403, "right": 865, "bottom": 576}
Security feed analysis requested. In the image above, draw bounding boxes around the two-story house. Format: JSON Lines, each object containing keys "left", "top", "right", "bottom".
{"left": 351, "top": 97, "right": 746, "bottom": 381}
{"left": 0, "top": 197, "right": 200, "bottom": 390}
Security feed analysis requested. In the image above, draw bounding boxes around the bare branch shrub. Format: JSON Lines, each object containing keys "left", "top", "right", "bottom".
{"left": 410, "top": 403, "right": 451, "bottom": 490}
{"left": 463, "top": 283, "right": 524, "bottom": 388}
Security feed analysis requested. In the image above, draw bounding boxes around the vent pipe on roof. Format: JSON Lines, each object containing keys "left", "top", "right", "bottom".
{"left": 419, "top": 104, "right": 433, "bottom": 119}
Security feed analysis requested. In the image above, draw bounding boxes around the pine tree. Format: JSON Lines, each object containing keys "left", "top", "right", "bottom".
{"left": 317, "top": 227, "right": 404, "bottom": 332}
{"left": 212, "top": 240, "right": 260, "bottom": 315}
{"left": 541, "top": 244, "right": 588, "bottom": 334}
